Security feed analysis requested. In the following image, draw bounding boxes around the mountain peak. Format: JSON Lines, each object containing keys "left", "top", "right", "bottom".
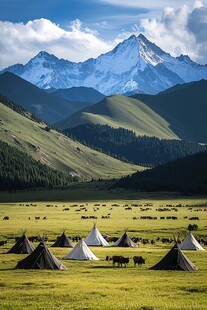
{"left": 177, "top": 54, "right": 193, "bottom": 63}
{"left": 1, "top": 34, "right": 207, "bottom": 95}
{"left": 33, "top": 51, "right": 58, "bottom": 62}
{"left": 138, "top": 33, "right": 147, "bottom": 41}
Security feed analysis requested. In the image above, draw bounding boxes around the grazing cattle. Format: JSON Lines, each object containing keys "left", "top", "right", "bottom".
{"left": 133, "top": 256, "right": 146, "bottom": 267}
{"left": 35, "top": 216, "right": 40, "bottom": 220}
{"left": 106, "top": 255, "right": 112, "bottom": 261}
{"left": 142, "top": 239, "right": 150, "bottom": 245}
{"left": 3, "top": 216, "right": 9, "bottom": 220}
{"left": 112, "top": 256, "right": 130, "bottom": 267}
{"left": 43, "top": 216, "right": 47, "bottom": 220}
{"left": 0, "top": 240, "right": 7, "bottom": 246}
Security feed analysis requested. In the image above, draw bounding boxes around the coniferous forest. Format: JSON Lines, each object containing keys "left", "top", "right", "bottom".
{"left": 114, "top": 150, "right": 207, "bottom": 194}
{"left": 0, "top": 140, "right": 75, "bottom": 191}
{"left": 64, "top": 124, "right": 206, "bottom": 167}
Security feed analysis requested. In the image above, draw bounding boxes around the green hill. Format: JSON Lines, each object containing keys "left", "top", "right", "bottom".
{"left": 0, "top": 72, "right": 91, "bottom": 124}
{"left": 115, "top": 150, "right": 207, "bottom": 194}
{"left": 132, "top": 79, "right": 207, "bottom": 143}
{"left": 56, "top": 95, "right": 178, "bottom": 140}
{"left": 0, "top": 97, "right": 143, "bottom": 180}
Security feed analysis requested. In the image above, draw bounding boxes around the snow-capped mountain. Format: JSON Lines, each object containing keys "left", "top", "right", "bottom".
{"left": 2, "top": 34, "right": 207, "bottom": 95}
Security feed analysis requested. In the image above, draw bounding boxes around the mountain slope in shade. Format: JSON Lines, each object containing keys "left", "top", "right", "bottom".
{"left": 132, "top": 79, "right": 207, "bottom": 142}
{"left": 0, "top": 98, "right": 142, "bottom": 180}
{"left": 51, "top": 86, "right": 105, "bottom": 103}
{"left": 0, "top": 72, "right": 92, "bottom": 124}
{"left": 55, "top": 95, "right": 178, "bottom": 140}
{"left": 2, "top": 34, "right": 207, "bottom": 95}
{"left": 115, "top": 150, "right": 207, "bottom": 194}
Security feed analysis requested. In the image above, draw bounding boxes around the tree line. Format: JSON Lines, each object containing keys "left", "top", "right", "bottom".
{"left": 64, "top": 124, "right": 207, "bottom": 167}
{"left": 114, "top": 150, "right": 207, "bottom": 194}
{"left": 0, "top": 140, "right": 76, "bottom": 191}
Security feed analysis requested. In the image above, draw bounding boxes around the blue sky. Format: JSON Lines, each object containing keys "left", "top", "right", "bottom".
{"left": 0, "top": 0, "right": 207, "bottom": 69}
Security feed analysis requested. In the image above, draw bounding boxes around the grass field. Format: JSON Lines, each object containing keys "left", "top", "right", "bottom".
{"left": 0, "top": 187, "right": 207, "bottom": 310}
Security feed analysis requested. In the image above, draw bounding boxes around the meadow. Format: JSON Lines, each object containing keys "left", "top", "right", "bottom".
{"left": 0, "top": 185, "right": 207, "bottom": 310}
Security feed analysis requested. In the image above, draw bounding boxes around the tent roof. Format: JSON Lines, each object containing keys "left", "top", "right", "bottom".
{"left": 113, "top": 232, "right": 138, "bottom": 247}
{"left": 7, "top": 234, "right": 35, "bottom": 254}
{"left": 150, "top": 243, "right": 198, "bottom": 271}
{"left": 63, "top": 240, "right": 99, "bottom": 260}
{"left": 180, "top": 233, "right": 205, "bottom": 251}
{"left": 84, "top": 224, "right": 109, "bottom": 246}
{"left": 51, "top": 232, "right": 74, "bottom": 248}
{"left": 16, "top": 242, "right": 67, "bottom": 270}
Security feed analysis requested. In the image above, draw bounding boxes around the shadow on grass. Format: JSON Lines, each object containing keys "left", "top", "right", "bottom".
{"left": 89, "top": 265, "right": 116, "bottom": 269}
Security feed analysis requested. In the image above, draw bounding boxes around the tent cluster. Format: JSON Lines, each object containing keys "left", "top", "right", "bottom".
{"left": 6, "top": 227, "right": 204, "bottom": 271}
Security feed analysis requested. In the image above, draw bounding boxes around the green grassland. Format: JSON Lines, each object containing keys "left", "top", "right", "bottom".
{"left": 0, "top": 189, "right": 207, "bottom": 310}
{"left": 56, "top": 95, "right": 178, "bottom": 140}
{"left": 0, "top": 101, "right": 142, "bottom": 180}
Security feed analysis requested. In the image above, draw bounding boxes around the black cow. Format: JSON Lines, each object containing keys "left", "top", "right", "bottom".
{"left": 3, "top": 216, "right": 9, "bottom": 220}
{"left": 133, "top": 256, "right": 146, "bottom": 267}
{"left": 0, "top": 240, "right": 7, "bottom": 246}
{"left": 112, "top": 255, "right": 130, "bottom": 267}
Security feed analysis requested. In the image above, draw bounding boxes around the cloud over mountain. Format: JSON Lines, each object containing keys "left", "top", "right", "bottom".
{"left": 0, "top": 18, "right": 113, "bottom": 70}
{"left": 140, "top": 0, "right": 207, "bottom": 64}
{"left": 0, "top": 1, "right": 207, "bottom": 69}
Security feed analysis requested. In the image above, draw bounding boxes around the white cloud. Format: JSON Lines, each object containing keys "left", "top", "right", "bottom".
{"left": 139, "top": 1, "right": 207, "bottom": 64}
{"left": 0, "top": 18, "right": 113, "bottom": 70}
{"left": 0, "top": 1, "right": 207, "bottom": 69}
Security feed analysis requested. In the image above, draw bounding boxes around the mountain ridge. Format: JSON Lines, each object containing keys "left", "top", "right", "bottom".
{"left": 1, "top": 34, "right": 207, "bottom": 95}
{"left": 0, "top": 72, "right": 97, "bottom": 124}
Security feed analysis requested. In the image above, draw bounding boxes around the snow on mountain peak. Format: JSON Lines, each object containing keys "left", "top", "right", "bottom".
{"left": 1, "top": 34, "right": 207, "bottom": 95}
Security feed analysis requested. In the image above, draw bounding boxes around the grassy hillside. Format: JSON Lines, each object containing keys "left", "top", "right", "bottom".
{"left": 115, "top": 150, "right": 207, "bottom": 194}
{"left": 0, "top": 100, "right": 143, "bottom": 180}
{"left": 56, "top": 95, "right": 178, "bottom": 140}
{"left": 0, "top": 72, "right": 91, "bottom": 124}
{"left": 133, "top": 79, "right": 207, "bottom": 143}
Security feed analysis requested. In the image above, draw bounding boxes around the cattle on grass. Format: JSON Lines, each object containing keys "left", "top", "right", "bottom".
{"left": 0, "top": 240, "right": 7, "bottom": 246}
{"left": 133, "top": 256, "right": 146, "bottom": 267}
{"left": 112, "top": 255, "right": 130, "bottom": 267}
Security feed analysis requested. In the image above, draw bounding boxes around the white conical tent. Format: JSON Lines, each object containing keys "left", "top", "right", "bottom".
{"left": 180, "top": 233, "right": 205, "bottom": 250}
{"left": 84, "top": 224, "right": 109, "bottom": 246}
{"left": 63, "top": 240, "right": 99, "bottom": 260}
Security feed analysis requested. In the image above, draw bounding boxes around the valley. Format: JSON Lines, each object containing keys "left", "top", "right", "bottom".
{"left": 1, "top": 2, "right": 207, "bottom": 310}
{"left": 0, "top": 186, "right": 207, "bottom": 310}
